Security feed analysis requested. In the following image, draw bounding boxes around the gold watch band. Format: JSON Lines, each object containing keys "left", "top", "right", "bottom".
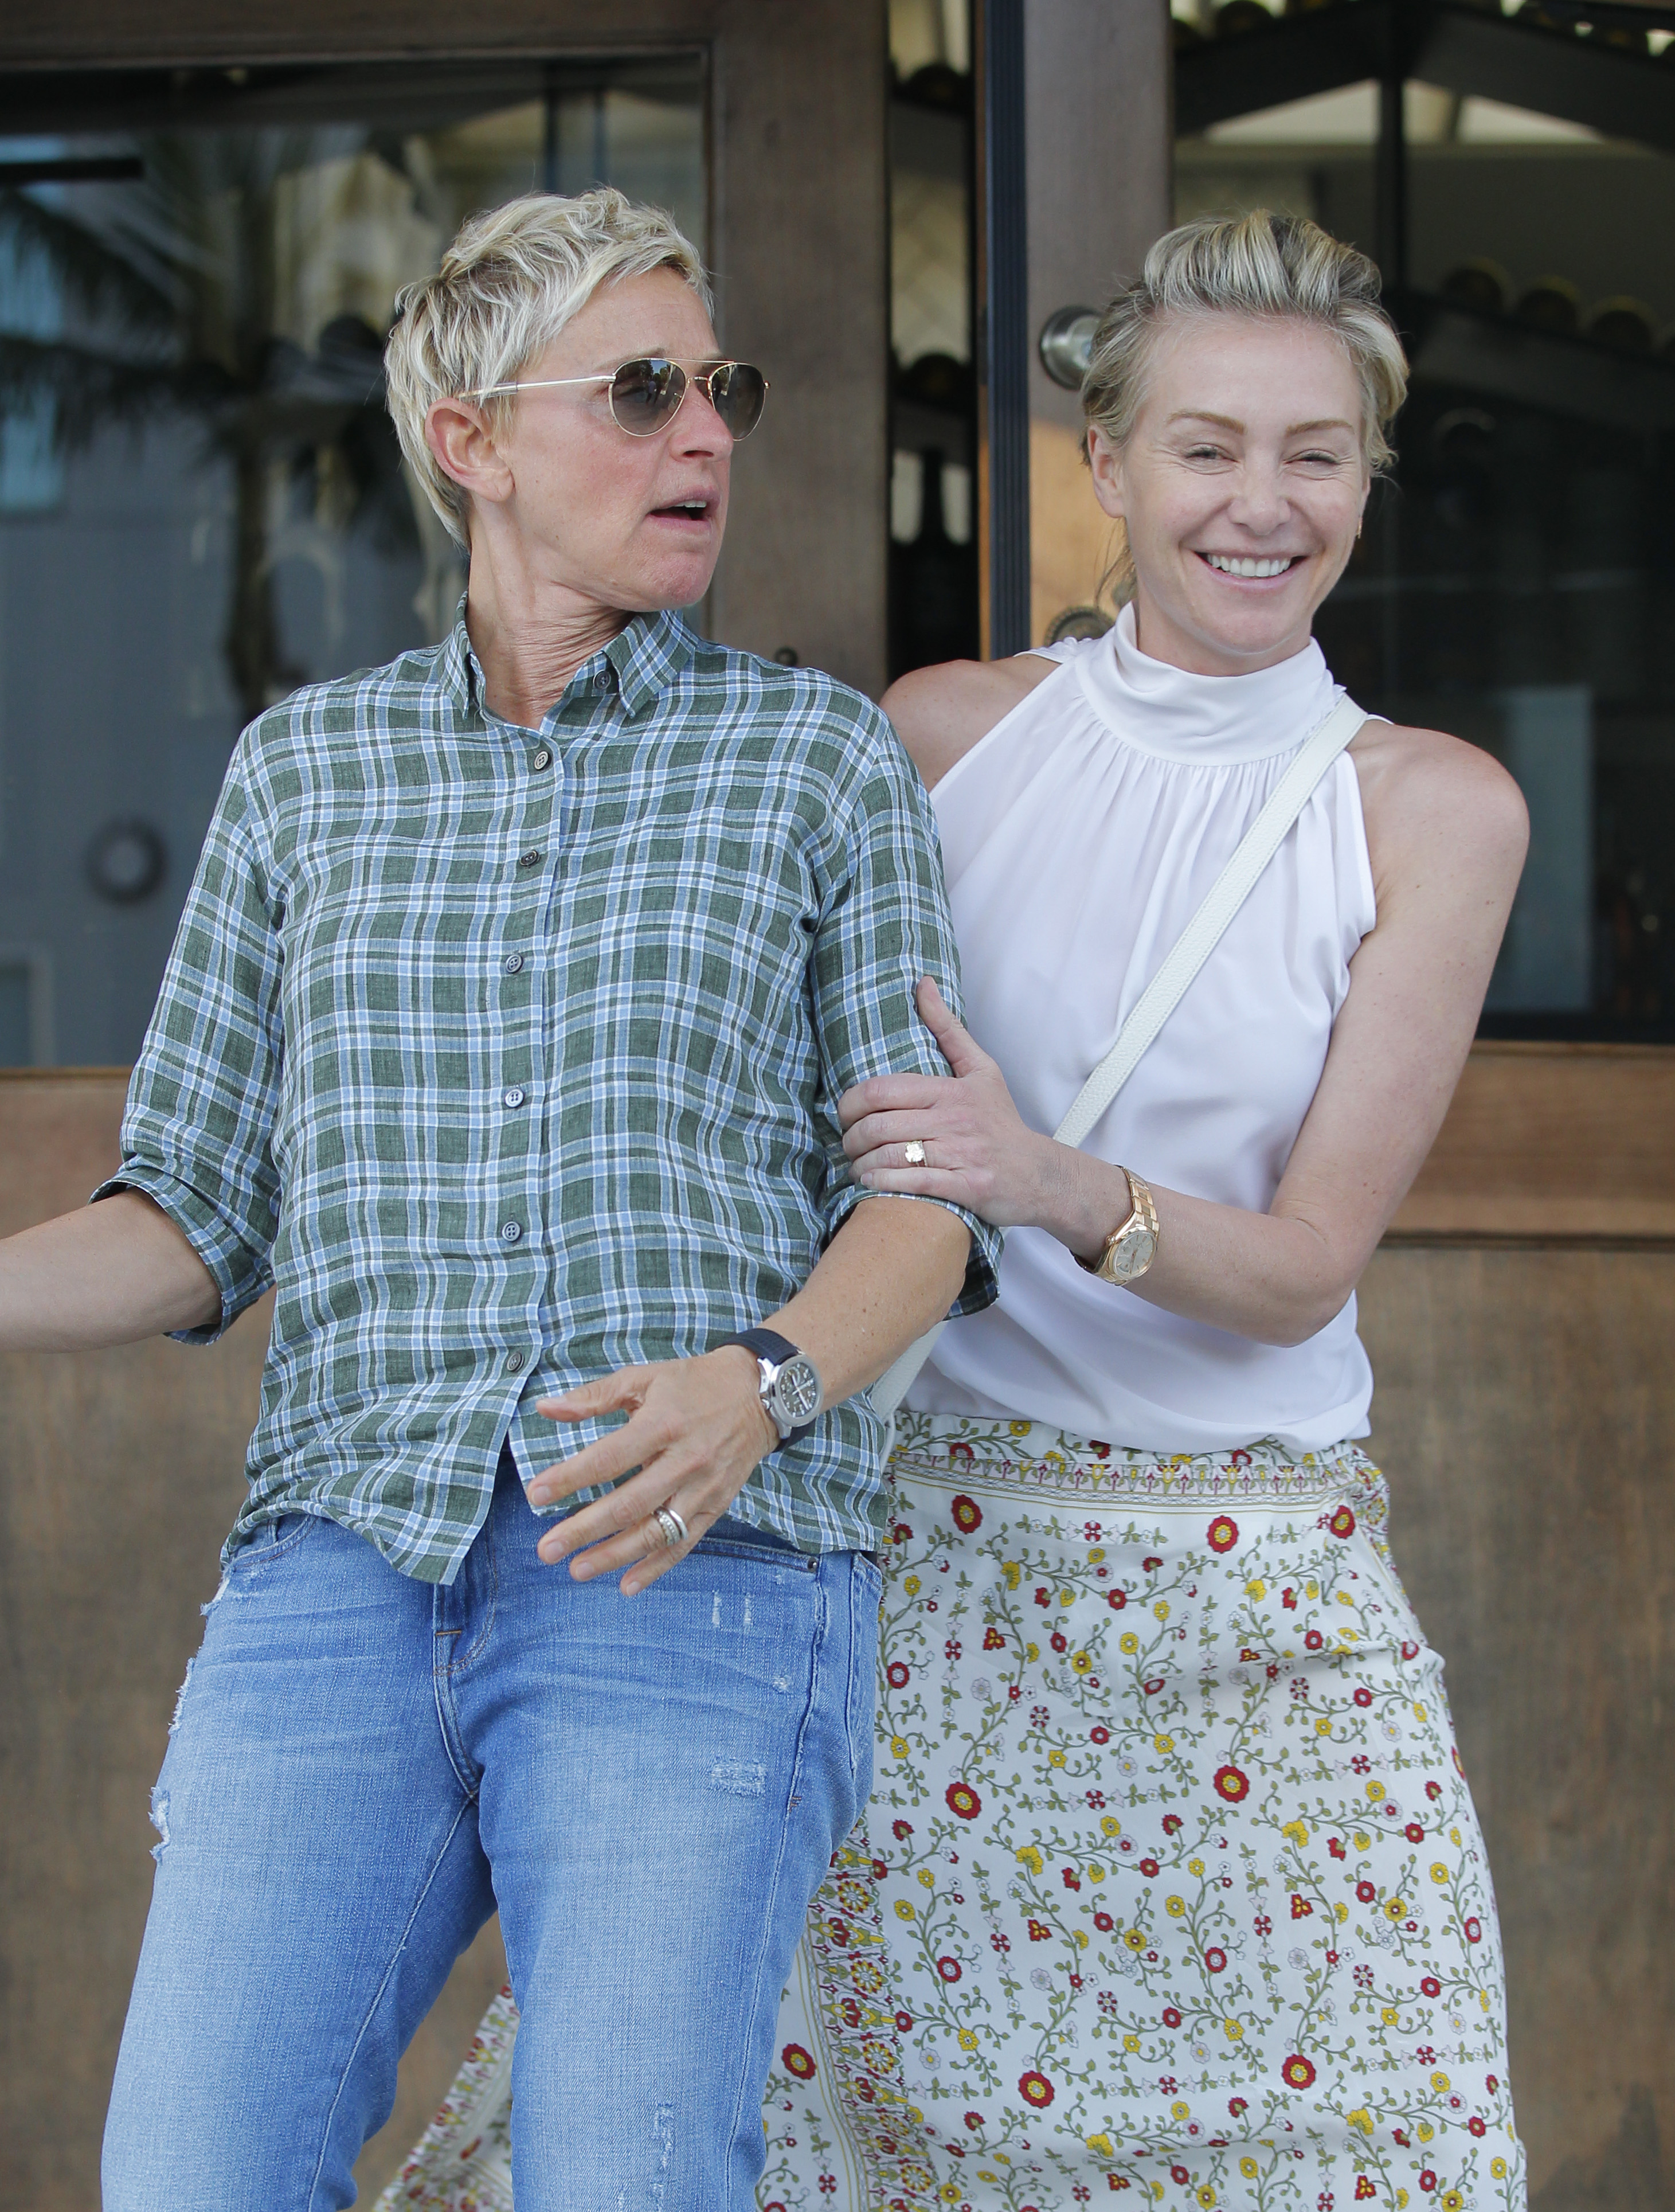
{"left": 1075, "top": 1166, "right": 1160, "bottom": 1286}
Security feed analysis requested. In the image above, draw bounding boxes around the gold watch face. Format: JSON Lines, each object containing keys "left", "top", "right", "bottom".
{"left": 1103, "top": 1227, "right": 1157, "bottom": 1284}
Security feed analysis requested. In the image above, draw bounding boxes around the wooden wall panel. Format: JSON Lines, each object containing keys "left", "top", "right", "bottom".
{"left": 1390, "top": 1044, "right": 1675, "bottom": 1242}
{"left": 1359, "top": 1244, "right": 1675, "bottom": 2211}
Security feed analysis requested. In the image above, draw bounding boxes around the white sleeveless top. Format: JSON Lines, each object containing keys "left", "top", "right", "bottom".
{"left": 908, "top": 604, "right": 1378, "bottom": 1453}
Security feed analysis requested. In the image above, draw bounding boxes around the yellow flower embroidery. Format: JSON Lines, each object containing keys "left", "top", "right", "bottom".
{"left": 1165, "top": 1896, "right": 1186, "bottom": 1917}
{"left": 1120, "top": 1632, "right": 1140, "bottom": 1654}
{"left": 1026, "top": 1642, "right": 1040, "bottom": 1662}
{"left": 1187, "top": 1857, "right": 1204, "bottom": 1876}
{"left": 1430, "top": 1862, "right": 1450, "bottom": 1884}
{"left": 1154, "top": 1600, "right": 1170, "bottom": 1621}
{"left": 894, "top": 1900, "right": 915, "bottom": 1920}
{"left": 1246, "top": 1580, "right": 1266, "bottom": 1599}
{"left": 1348, "top": 2109, "right": 1373, "bottom": 2136}
{"left": 1102, "top": 1816, "right": 1122, "bottom": 1838}
{"left": 1223, "top": 2018, "right": 1244, "bottom": 2040}
{"left": 1239, "top": 2158, "right": 1260, "bottom": 2178}
{"left": 1282, "top": 1820, "right": 1310, "bottom": 1846}
{"left": 957, "top": 2027, "right": 978, "bottom": 2050}
{"left": 1365, "top": 1780, "right": 1387, "bottom": 1803}
{"left": 1002, "top": 1561, "right": 1022, "bottom": 1589}
{"left": 1016, "top": 1845, "right": 1044, "bottom": 1874}
{"left": 1073, "top": 1651, "right": 1094, "bottom": 1674}
{"left": 903, "top": 1575, "right": 921, "bottom": 1596}
{"left": 1087, "top": 2133, "right": 1115, "bottom": 2159}
{"left": 890, "top": 1736, "right": 909, "bottom": 1758}
{"left": 1049, "top": 1749, "right": 1068, "bottom": 1767}
{"left": 1153, "top": 1733, "right": 1175, "bottom": 1753}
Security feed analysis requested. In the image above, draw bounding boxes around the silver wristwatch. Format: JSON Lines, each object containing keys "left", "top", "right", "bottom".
{"left": 717, "top": 1327, "right": 824, "bottom": 1446}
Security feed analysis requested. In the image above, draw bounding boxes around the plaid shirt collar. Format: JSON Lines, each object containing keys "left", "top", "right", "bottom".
{"left": 437, "top": 601, "right": 698, "bottom": 725}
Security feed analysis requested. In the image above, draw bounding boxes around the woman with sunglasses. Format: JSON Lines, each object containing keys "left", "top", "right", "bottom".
{"left": 62, "top": 188, "right": 1001, "bottom": 2211}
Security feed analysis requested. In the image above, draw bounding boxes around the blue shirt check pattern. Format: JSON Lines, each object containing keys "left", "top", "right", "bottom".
{"left": 100, "top": 609, "right": 1000, "bottom": 1581}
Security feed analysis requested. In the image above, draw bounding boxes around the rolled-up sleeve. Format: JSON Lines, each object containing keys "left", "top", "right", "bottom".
{"left": 92, "top": 739, "right": 285, "bottom": 1343}
{"left": 808, "top": 728, "right": 1002, "bottom": 1319}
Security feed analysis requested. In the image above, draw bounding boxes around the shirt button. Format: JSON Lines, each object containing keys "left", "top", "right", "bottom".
{"left": 503, "top": 1085, "right": 527, "bottom": 1109}
{"left": 504, "top": 1348, "right": 529, "bottom": 1373}
{"left": 502, "top": 952, "right": 525, "bottom": 974}
{"left": 518, "top": 849, "right": 544, "bottom": 869}
{"left": 531, "top": 745, "right": 552, "bottom": 771}
{"left": 499, "top": 1220, "right": 523, "bottom": 1245}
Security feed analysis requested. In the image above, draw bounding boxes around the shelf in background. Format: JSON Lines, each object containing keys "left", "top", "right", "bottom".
{"left": 1176, "top": 0, "right": 1675, "bottom": 157}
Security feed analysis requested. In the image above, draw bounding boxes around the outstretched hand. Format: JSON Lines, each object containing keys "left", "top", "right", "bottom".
{"left": 838, "top": 976, "right": 1054, "bottom": 1229}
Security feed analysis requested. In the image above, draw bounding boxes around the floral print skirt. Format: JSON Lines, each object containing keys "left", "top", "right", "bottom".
{"left": 382, "top": 1414, "right": 1524, "bottom": 2212}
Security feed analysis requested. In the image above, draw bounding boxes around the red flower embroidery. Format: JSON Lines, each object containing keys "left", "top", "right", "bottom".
{"left": 1107, "top": 1589, "right": 1128, "bottom": 1611}
{"left": 1051, "top": 1631, "right": 1069, "bottom": 1654}
{"left": 1063, "top": 1869, "right": 1082, "bottom": 1891}
{"left": 951, "top": 1494, "right": 983, "bottom": 1533}
{"left": 1094, "top": 1909, "right": 1114, "bottom": 1930}
{"left": 783, "top": 2043, "right": 817, "bottom": 2080}
{"left": 886, "top": 1661, "right": 910, "bottom": 1688}
{"left": 949, "top": 1440, "right": 973, "bottom": 1460}
{"left": 1421, "top": 1975, "right": 1442, "bottom": 1996}
{"left": 1213, "top": 1764, "right": 1250, "bottom": 1803}
{"left": 1290, "top": 1894, "right": 1313, "bottom": 1918}
{"left": 1228, "top": 2097, "right": 1249, "bottom": 2116}
{"left": 1205, "top": 1947, "right": 1227, "bottom": 1972}
{"left": 1357, "top": 1881, "right": 1377, "bottom": 1903}
{"left": 945, "top": 1780, "right": 982, "bottom": 1821}
{"left": 1028, "top": 1918, "right": 1052, "bottom": 1941}
{"left": 1163, "top": 2006, "right": 1183, "bottom": 2027}
{"left": 1171, "top": 2167, "right": 1190, "bottom": 2186}
{"left": 1329, "top": 1836, "right": 1347, "bottom": 1859}
{"left": 892, "top": 1818, "right": 913, "bottom": 1840}
{"left": 1281, "top": 2053, "right": 1317, "bottom": 2089}
{"left": 1090, "top": 1725, "right": 1110, "bottom": 1744}
{"left": 1305, "top": 1630, "right": 1325, "bottom": 1652}
{"left": 895, "top": 2008, "right": 913, "bottom": 2029}
{"left": 1354, "top": 1688, "right": 1373, "bottom": 1708}
{"left": 1355, "top": 2181, "right": 1377, "bottom": 2201}
{"left": 1144, "top": 1678, "right": 1165, "bottom": 1697}
{"left": 1138, "top": 1858, "right": 1161, "bottom": 1877}
{"left": 936, "top": 1955, "right": 962, "bottom": 1982}
{"left": 1418, "top": 2172, "right": 1437, "bottom": 2195}
{"left": 1161, "top": 1813, "right": 1183, "bottom": 1835}
{"left": 1329, "top": 1505, "right": 1356, "bottom": 1538}
{"left": 1019, "top": 2070, "right": 1055, "bottom": 2108}
{"left": 965, "top": 2109, "right": 984, "bottom": 2129}
{"left": 1207, "top": 1514, "right": 1239, "bottom": 1553}
{"left": 1143, "top": 1556, "right": 1163, "bottom": 1571}
{"left": 1468, "top": 2117, "right": 1486, "bottom": 2137}
{"left": 1464, "top": 1916, "right": 1482, "bottom": 1943}
{"left": 984, "top": 1626, "right": 1007, "bottom": 1650}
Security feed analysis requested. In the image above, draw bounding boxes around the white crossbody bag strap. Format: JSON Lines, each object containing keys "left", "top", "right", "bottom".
{"left": 868, "top": 693, "right": 1365, "bottom": 1424}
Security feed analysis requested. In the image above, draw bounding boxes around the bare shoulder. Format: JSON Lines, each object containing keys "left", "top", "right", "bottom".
{"left": 1349, "top": 717, "right": 1528, "bottom": 890}
{"left": 880, "top": 654, "right": 1056, "bottom": 790}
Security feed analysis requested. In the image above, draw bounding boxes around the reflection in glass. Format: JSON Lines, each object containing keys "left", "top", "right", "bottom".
{"left": 0, "top": 64, "right": 705, "bottom": 1064}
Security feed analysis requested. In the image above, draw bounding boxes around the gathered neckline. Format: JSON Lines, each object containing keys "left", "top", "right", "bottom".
{"left": 1067, "top": 601, "right": 1342, "bottom": 768}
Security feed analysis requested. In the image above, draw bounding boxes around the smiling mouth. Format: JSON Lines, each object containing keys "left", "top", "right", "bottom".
{"left": 1199, "top": 552, "right": 1302, "bottom": 579}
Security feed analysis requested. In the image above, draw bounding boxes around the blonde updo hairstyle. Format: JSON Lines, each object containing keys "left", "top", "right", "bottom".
{"left": 385, "top": 187, "right": 711, "bottom": 547}
{"left": 1081, "top": 210, "right": 1408, "bottom": 604}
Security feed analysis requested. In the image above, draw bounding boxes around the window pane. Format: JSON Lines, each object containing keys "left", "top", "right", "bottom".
{"left": 0, "top": 61, "right": 705, "bottom": 1065}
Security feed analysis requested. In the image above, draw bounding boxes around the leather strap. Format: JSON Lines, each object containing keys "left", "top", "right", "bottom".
{"left": 868, "top": 693, "right": 1366, "bottom": 1422}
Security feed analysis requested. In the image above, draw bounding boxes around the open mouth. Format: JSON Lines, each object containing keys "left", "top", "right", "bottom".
{"left": 653, "top": 498, "right": 713, "bottom": 523}
{"left": 1197, "top": 552, "right": 1302, "bottom": 579}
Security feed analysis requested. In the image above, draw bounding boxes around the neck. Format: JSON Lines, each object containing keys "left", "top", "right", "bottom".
{"left": 464, "top": 529, "right": 633, "bottom": 729}
{"left": 1129, "top": 583, "right": 1313, "bottom": 679}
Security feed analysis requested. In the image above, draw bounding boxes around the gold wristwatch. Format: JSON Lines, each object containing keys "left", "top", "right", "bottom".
{"left": 1075, "top": 1167, "right": 1160, "bottom": 1286}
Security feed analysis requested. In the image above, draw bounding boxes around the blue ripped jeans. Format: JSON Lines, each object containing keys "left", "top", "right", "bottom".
{"left": 102, "top": 1449, "right": 879, "bottom": 2212}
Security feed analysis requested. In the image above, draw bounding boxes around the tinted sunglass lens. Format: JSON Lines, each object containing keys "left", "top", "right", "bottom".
{"left": 610, "top": 358, "right": 685, "bottom": 433}
{"left": 708, "top": 364, "right": 766, "bottom": 439}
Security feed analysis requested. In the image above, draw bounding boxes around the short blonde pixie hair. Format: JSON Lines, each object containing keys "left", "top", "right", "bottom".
{"left": 385, "top": 187, "right": 713, "bottom": 545}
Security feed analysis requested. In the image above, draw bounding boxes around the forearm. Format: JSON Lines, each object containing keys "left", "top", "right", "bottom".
{"left": 0, "top": 1190, "right": 222, "bottom": 1351}
{"left": 1032, "top": 1140, "right": 1356, "bottom": 1348}
{"left": 769, "top": 1196, "right": 971, "bottom": 1402}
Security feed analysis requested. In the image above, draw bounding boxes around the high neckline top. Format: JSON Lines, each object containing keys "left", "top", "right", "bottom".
{"left": 910, "top": 612, "right": 1377, "bottom": 1454}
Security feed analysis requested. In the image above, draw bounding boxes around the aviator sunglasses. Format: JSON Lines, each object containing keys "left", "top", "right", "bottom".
{"left": 461, "top": 357, "right": 769, "bottom": 440}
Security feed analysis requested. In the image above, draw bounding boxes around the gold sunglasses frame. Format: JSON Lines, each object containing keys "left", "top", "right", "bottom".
{"left": 458, "top": 358, "right": 769, "bottom": 439}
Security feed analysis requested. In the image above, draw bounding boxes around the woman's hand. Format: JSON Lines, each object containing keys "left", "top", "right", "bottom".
{"left": 839, "top": 978, "right": 1058, "bottom": 1229}
{"left": 527, "top": 1347, "right": 776, "bottom": 1594}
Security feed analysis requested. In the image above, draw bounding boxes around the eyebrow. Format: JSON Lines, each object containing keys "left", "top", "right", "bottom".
{"left": 1165, "top": 409, "right": 1357, "bottom": 436}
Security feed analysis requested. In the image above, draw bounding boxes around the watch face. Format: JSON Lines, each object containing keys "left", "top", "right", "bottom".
{"left": 1107, "top": 1229, "right": 1157, "bottom": 1284}
{"left": 772, "top": 1354, "right": 823, "bottom": 1425}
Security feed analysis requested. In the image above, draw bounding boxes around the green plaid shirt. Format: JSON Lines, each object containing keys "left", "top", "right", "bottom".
{"left": 101, "top": 609, "right": 999, "bottom": 1580}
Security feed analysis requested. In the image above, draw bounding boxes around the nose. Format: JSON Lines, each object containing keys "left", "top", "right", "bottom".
{"left": 1224, "top": 458, "right": 1289, "bottom": 535}
{"left": 671, "top": 376, "right": 734, "bottom": 456}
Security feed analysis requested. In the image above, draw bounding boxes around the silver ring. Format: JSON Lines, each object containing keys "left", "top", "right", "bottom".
{"left": 653, "top": 1504, "right": 688, "bottom": 1550}
{"left": 902, "top": 1140, "right": 927, "bottom": 1166}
